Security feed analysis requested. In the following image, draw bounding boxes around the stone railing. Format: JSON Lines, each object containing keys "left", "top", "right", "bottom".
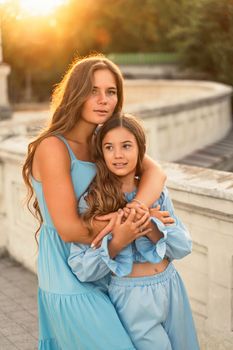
{"left": 124, "top": 80, "right": 232, "bottom": 161}
{"left": 161, "top": 162, "right": 233, "bottom": 350}
{"left": 0, "top": 136, "right": 233, "bottom": 349}
{"left": 0, "top": 79, "right": 232, "bottom": 349}
{"left": 0, "top": 135, "right": 38, "bottom": 269}
{"left": 1, "top": 80, "right": 232, "bottom": 164}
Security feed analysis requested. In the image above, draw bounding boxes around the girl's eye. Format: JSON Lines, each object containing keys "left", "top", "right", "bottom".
{"left": 105, "top": 145, "right": 113, "bottom": 151}
{"left": 123, "top": 144, "right": 131, "bottom": 149}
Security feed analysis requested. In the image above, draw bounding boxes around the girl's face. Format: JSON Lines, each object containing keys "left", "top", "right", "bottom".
{"left": 102, "top": 127, "right": 139, "bottom": 179}
{"left": 81, "top": 69, "right": 118, "bottom": 126}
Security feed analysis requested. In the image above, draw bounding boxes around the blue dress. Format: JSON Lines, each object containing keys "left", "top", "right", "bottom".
{"left": 32, "top": 135, "right": 135, "bottom": 350}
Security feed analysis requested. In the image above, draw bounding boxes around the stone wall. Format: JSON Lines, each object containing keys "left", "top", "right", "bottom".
{"left": 161, "top": 162, "right": 233, "bottom": 349}
{"left": 0, "top": 136, "right": 38, "bottom": 270}
{"left": 1, "top": 80, "right": 232, "bottom": 164}
{"left": 0, "top": 137, "right": 233, "bottom": 349}
{"left": 124, "top": 80, "right": 232, "bottom": 161}
{"left": 0, "top": 79, "right": 233, "bottom": 348}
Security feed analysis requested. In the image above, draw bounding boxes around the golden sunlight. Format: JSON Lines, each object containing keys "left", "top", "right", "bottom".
{"left": 19, "top": 0, "right": 67, "bottom": 16}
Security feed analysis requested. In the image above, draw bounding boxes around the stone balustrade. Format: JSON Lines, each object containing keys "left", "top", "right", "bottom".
{"left": 0, "top": 136, "right": 233, "bottom": 349}
{"left": 161, "top": 162, "right": 233, "bottom": 349}
{"left": 124, "top": 80, "right": 232, "bottom": 161}
{"left": 1, "top": 80, "right": 232, "bottom": 164}
{"left": 0, "top": 79, "right": 233, "bottom": 349}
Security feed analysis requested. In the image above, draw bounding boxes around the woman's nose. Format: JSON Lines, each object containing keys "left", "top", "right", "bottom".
{"left": 97, "top": 92, "right": 107, "bottom": 104}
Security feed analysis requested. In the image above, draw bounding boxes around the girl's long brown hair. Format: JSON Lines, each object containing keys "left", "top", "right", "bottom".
{"left": 22, "top": 54, "right": 124, "bottom": 238}
{"left": 83, "top": 114, "right": 146, "bottom": 233}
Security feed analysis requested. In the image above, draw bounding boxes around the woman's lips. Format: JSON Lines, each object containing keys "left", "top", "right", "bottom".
{"left": 94, "top": 109, "right": 108, "bottom": 115}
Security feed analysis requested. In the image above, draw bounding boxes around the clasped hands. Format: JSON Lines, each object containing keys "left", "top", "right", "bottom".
{"left": 91, "top": 200, "right": 175, "bottom": 249}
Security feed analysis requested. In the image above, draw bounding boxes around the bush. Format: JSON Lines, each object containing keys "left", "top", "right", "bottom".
{"left": 171, "top": 0, "right": 233, "bottom": 85}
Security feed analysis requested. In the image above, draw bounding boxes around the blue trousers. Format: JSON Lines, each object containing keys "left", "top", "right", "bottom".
{"left": 108, "top": 263, "right": 200, "bottom": 350}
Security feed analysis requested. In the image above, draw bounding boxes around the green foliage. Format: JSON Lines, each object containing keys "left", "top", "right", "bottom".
{"left": 171, "top": 0, "right": 233, "bottom": 85}
{"left": 2, "top": 0, "right": 233, "bottom": 103}
{"left": 107, "top": 53, "right": 179, "bottom": 65}
{"left": 3, "top": 0, "right": 176, "bottom": 103}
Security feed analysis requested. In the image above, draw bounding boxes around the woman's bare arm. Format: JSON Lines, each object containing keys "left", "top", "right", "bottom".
{"left": 132, "top": 154, "right": 166, "bottom": 207}
{"left": 35, "top": 137, "right": 96, "bottom": 243}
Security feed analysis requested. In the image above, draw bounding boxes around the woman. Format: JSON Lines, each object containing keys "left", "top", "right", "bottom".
{"left": 22, "top": 54, "right": 168, "bottom": 350}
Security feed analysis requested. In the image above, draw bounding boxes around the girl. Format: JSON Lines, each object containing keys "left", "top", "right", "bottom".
{"left": 68, "top": 114, "right": 200, "bottom": 350}
{"left": 22, "top": 55, "right": 168, "bottom": 350}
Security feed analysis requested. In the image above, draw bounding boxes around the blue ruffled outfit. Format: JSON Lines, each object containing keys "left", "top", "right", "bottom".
{"left": 68, "top": 188, "right": 192, "bottom": 280}
{"left": 32, "top": 135, "right": 135, "bottom": 350}
{"left": 68, "top": 189, "right": 200, "bottom": 350}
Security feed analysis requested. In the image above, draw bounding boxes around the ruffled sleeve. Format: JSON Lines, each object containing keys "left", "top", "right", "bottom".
{"left": 135, "top": 218, "right": 167, "bottom": 263}
{"left": 98, "top": 234, "right": 133, "bottom": 277}
{"left": 68, "top": 234, "right": 133, "bottom": 282}
{"left": 160, "top": 187, "right": 192, "bottom": 260}
{"left": 135, "top": 187, "right": 192, "bottom": 262}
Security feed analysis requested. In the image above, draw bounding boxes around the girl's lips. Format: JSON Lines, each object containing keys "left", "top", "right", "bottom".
{"left": 113, "top": 163, "right": 127, "bottom": 168}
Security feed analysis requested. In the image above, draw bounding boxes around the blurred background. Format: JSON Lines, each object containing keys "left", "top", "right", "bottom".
{"left": 1, "top": 0, "right": 233, "bottom": 106}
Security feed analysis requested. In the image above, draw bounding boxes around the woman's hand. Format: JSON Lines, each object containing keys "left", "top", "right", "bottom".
{"left": 144, "top": 221, "right": 163, "bottom": 243}
{"left": 150, "top": 205, "right": 175, "bottom": 225}
{"left": 125, "top": 200, "right": 149, "bottom": 221}
{"left": 91, "top": 212, "right": 118, "bottom": 248}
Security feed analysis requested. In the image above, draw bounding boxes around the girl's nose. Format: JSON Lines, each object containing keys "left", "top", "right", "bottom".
{"left": 114, "top": 148, "right": 123, "bottom": 158}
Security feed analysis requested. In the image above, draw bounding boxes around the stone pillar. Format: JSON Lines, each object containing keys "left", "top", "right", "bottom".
{"left": 0, "top": 63, "right": 12, "bottom": 120}
{"left": 0, "top": 20, "right": 12, "bottom": 120}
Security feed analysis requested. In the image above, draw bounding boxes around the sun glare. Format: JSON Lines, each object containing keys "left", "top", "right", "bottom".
{"left": 19, "top": 0, "right": 67, "bottom": 17}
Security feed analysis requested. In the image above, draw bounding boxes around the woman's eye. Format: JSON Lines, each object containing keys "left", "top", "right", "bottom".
{"left": 105, "top": 146, "right": 113, "bottom": 151}
{"left": 123, "top": 144, "right": 131, "bottom": 149}
{"left": 92, "top": 88, "right": 98, "bottom": 95}
{"left": 108, "top": 90, "right": 117, "bottom": 96}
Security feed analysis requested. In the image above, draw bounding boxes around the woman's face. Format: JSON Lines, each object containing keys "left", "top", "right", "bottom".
{"left": 81, "top": 69, "right": 118, "bottom": 125}
{"left": 102, "top": 126, "right": 139, "bottom": 179}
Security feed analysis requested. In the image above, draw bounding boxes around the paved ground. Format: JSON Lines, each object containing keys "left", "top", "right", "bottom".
{"left": 0, "top": 255, "right": 38, "bottom": 350}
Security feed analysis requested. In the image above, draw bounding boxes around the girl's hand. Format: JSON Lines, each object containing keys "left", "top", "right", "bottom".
{"left": 111, "top": 208, "right": 152, "bottom": 250}
{"left": 150, "top": 205, "right": 175, "bottom": 225}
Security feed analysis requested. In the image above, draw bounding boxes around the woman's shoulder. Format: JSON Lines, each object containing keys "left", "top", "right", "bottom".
{"left": 34, "top": 136, "right": 71, "bottom": 175}
{"left": 36, "top": 136, "right": 68, "bottom": 158}
{"left": 38, "top": 135, "right": 64, "bottom": 148}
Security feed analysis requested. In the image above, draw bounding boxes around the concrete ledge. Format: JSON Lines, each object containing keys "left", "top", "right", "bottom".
{"left": 0, "top": 106, "right": 12, "bottom": 120}
{"left": 1, "top": 80, "right": 232, "bottom": 164}
{"left": 124, "top": 80, "right": 232, "bottom": 161}
{"left": 160, "top": 162, "right": 233, "bottom": 348}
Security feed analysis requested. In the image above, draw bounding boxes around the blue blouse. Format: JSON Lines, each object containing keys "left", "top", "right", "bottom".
{"left": 68, "top": 187, "right": 192, "bottom": 281}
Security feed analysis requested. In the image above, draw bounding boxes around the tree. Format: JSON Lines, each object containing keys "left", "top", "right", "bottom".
{"left": 171, "top": 0, "right": 233, "bottom": 85}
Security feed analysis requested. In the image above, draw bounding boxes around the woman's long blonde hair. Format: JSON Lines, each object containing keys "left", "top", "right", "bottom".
{"left": 22, "top": 54, "right": 124, "bottom": 237}
{"left": 83, "top": 114, "right": 146, "bottom": 233}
